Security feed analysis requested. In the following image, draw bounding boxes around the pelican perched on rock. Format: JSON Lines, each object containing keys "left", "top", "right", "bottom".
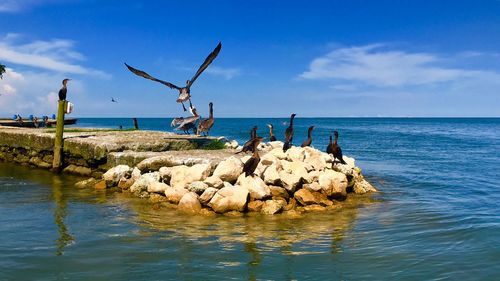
{"left": 326, "top": 131, "right": 347, "bottom": 165}
{"left": 267, "top": 124, "right": 277, "bottom": 141}
{"left": 242, "top": 136, "right": 263, "bottom": 177}
{"left": 58, "top": 79, "right": 70, "bottom": 101}
{"left": 283, "top": 113, "right": 296, "bottom": 152}
{"left": 301, "top": 126, "right": 315, "bottom": 147}
{"left": 125, "top": 42, "right": 222, "bottom": 111}
{"left": 197, "top": 102, "right": 214, "bottom": 136}
{"left": 236, "top": 126, "right": 258, "bottom": 154}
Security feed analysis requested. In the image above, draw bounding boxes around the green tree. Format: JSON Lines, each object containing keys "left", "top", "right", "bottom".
{"left": 0, "top": 63, "right": 5, "bottom": 79}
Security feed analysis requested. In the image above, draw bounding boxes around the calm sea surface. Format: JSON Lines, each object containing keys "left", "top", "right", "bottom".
{"left": 1, "top": 118, "right": 499, "bottom": 280}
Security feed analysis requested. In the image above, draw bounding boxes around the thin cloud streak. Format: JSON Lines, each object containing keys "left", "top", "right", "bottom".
{"left": 0, "top": 37, "right": 110, "bottom": 78}
{"left": 300, "top": 44, "right": 500, "bottom": 87}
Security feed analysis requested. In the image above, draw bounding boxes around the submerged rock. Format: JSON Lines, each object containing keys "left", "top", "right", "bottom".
{"left": 261, "top": 199, "right": 286, "bottom": 215}
{"left": 178, "top": 192, "right": 202, "bottom": 214}
{"left": 130, "top": 172, "right": 160, "bottom": 193}
{"left": 75, "top": 178, "right": 98, "bottom": 189}
{"left": 103, "top": 165, "right": 132, "bottom": 186}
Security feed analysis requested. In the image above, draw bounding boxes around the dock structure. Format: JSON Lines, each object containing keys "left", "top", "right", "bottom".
{"left": 0, "top": 127, "right": 234, "bottom": 177}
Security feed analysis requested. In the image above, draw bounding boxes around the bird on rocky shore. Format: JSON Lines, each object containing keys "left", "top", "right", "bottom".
{"left": 197, "top": 102, "right": 214, "bottom": 136}
{"left": 236, "top": 126, "right": 258, "bottom": 154}
{"left": 243, "top": 136, "right": 263, "bottom": 177}
{"left": 58, "top": 79, "right": 70, "bottom": 101}
{"left": 171, "top": 105, "right": 199, "bottom": 134}
{"left": 326, "top": 131, "right": 347, "bottom": 165}
{"left": 267, "top": 124, "right": 277, "bottom": 141}
{"left": 301, "top": 126, "right": 315, "bottom": 147}
{"left": 125, "top": 42, "right": 222, "bottom": 111}
{"left": 283, "top": 113, "right": 296, "bottom": 152}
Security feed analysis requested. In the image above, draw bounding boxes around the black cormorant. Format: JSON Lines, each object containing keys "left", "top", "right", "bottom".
{"left": 283, "top": 113, "right": 296, "bottom": 152}
{"left": 301, "top": 126, "right": 315, "bottom": 147}
{"left": 326, "top": 131, "right": 347, "bottom": 165}
{"left": 58, "top": 79, "right": 70, "bottom": 100}
{"left": 243, "top": 137, "right": 263, "bottom": 177}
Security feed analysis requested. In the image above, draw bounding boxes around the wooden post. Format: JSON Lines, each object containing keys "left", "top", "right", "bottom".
{"left": 133, "top": 118, "right": 139, "bottom": 130}
{"left": 52, "top": 100, "right": 66, "bottom": 172}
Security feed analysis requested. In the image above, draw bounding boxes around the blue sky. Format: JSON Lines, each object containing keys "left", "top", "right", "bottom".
{"left": 1, "top": 0, "right": 499, "bottom": 117}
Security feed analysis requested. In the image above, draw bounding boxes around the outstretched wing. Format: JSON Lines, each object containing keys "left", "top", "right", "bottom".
{"left": 188, "top": 42, "right": 222, "bottom": 87}
{"left": 124, "top": 63, "right": 181, "bottom": 90}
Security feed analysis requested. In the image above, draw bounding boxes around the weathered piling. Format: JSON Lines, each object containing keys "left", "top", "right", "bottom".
{"left": 52, "top": 100, "right": 66, "bottom": 172}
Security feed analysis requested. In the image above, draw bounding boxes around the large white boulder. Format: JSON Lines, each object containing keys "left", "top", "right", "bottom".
{"left": 169, "top": 164, "right": 212, "bottom": 188}
{"left": 279, "top": 171, "right": 302, "bottom": 192}
{"left": 263, "top": 163, "right": 282, "bottom": 185}
{"left": 159, "top": 166, "right": 172, "bottom": 183}
{"left": 187, "top": 181, "right": 209, "bottom": 194}
{"left": 236, "top": 174, "right": 271, "bottom": 200}
{"left": 286, "top": 146, "right": 306, "bottom": 162}
{"left": 208, "top": 186, "right": 249, "bottom": 213}
{"left": 268, "top": 148, "right": 287, "bottom": 160}
{"left": 103, "top": 165, "right": 132, "bottom": 186}
{"left": 212, "top": 156, "right": 243, "bottom": 183}
{"left": 130, "top": 172, "right": 160, "bottom": 193}
{"left": 318, "top": 170, "right": 348, "bottom": 198}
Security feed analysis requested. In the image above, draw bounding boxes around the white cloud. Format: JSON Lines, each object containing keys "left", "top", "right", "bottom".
{"left": 0, "top": 0, "right": 65, "bottom": 13}
{"left": 300, "top": 44, "right": 500, "bottom": 87}
{"left": 205, "top": 66, "right": 241, "bottom": 80}
{"left": 0, "top": 36, "right": 109, "bottom": 78}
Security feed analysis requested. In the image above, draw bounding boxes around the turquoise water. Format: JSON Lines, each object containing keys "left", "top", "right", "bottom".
{"left": 1, "top": 118, "right": 499, "bottom": 280}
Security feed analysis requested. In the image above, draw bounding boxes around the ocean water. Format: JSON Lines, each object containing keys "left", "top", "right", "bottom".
{"left": 1, "top": 118, "right": 499, "bottom": 280}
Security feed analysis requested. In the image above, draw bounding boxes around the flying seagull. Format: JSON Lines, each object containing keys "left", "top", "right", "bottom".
{"left": 111, "top": 97, "right": 117, "bottom": 103}
{"left": 125, "top": 42, "right": 222, "bottom": 111}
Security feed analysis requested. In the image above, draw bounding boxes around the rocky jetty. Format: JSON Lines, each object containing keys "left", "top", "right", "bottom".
{"left": 78, "top": 141, "right": 377, "bottom": 215}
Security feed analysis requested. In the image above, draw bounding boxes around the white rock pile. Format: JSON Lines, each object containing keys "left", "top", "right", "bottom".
{"left": 79, "top": 141, "right": 376, "bottom": 215}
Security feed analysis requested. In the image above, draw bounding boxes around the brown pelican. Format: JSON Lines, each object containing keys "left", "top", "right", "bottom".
{"left": 58, "top": 79, "right": 70, "bottom": 100}
{"left": 172, "top": 105, "right": 200, "bottom": 134}
{"left": 326, "top": 131, "right": 347, "bottom": 165}
{"left": 197, "top": 102, "right": 214, "bottom": 136}
{"left": 301, "top": 126, "right": 315, "bottom": 147}
{"left": 236, "top": 126, "right": 258, "bottom": 154}
{"left": 125, "top": 42, "right": 222, "bottom": 111}
{"left": 267, "top": 124, "right": 277, "bottom": 141}
{"left": 242, "top": 137, "right": 263, "bottom": 177}
{"left": 283, "top": 113, "right": 296, "bottom": 152}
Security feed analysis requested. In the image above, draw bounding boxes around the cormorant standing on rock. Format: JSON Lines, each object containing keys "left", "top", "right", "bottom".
{"left": 243, "top": 137, "right": 263, "bottom": 177}
{"left": 301, "top": 126, "right": 315, "bottom": 147}
{"left": 198, "top": 102, "right": 214, "bottom": 136}
{"left": 326, "top": 131, "right": 347, "bottom": 165}
{"left": 267, "top": 124, "right": 277, "bottom": 141}
{"left": 283, "top": 113, "right": 296, "bottom": 152}
{"left": 125, "top": 42, "right": 222, "bottom": 111}
{"left": 236, "top": 126, "right": 258, "bottom": 154}
{"left": 58, "top": 79, "right": 70, "bottom": 100}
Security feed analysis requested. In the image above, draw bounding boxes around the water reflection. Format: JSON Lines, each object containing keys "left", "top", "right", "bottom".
{"left": 51, "top": 176, "right": 74, "bottom": 256}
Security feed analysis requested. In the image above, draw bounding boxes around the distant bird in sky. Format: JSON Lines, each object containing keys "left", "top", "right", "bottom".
{"left": 58, "top": 79, "right": 70, "bottom": 101}
{"left": 125, "top": 42, "right": 222, "bottom": 111}
{"left": 111, "top": 97, "right": 117, "bottom": 103}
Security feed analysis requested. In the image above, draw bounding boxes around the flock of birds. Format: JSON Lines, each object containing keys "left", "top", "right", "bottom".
{"left": 55, "top": 41, "right": 348, "bottom": 176}
{"left": 239, "top": 113, "right": 347, "bottom": 177}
